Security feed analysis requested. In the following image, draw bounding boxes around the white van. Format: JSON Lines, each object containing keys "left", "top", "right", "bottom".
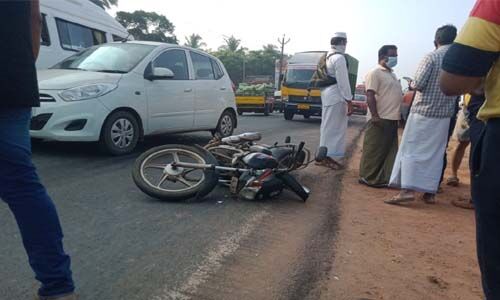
{"left": 38, "top": 0, "right": 129, "bottom": 69}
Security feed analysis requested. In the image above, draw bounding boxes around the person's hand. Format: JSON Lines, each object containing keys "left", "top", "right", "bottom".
{"left": 346, "top": 101, "right": 353, "bottom": 116}
{"left": 371, "top": 116, "right": 382, "bottom": 124}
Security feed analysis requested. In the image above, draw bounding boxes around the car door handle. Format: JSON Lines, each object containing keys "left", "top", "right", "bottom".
{"left": 220, "top": 87, "right": 227, "bottom": 91}
{"left": 184, "top": 88, "right": 193, "bottom": 93}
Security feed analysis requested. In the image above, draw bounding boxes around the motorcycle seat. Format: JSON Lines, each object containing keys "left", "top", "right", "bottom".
{"left": 222, "top": 132, "right": 262, "bottom": 143}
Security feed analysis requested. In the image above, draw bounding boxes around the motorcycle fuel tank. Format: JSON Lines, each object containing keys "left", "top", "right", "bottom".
{"left": 243, "top": 153, "right": 279, "bottom": 169}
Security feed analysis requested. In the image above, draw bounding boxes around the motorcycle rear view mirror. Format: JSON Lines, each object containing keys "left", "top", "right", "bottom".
{"left": 315, "top": 147, "right": 328, "bottom": 162}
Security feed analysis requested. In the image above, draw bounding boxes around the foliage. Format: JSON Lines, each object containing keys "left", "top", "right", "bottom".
{"left": 116, "top": 10, "right": 177, "bottom": 44}
{"left": 184, "top": 34, "right": 206, "bottom": 49}
{"left": 89, "top": 0, "right": 118, "bottom": 9}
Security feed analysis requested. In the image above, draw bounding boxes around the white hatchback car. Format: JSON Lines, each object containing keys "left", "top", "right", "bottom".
{"left": 32, "top": 41, "right": 237, "bottom": 155}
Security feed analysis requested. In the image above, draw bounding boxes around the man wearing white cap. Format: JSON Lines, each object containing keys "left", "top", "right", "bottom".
{"left": 318, "top": 32, "right": 353, "bottom": 169}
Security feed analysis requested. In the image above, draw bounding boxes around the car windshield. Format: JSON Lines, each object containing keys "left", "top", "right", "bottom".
{"left": 52, "top": 43, "right": 156, "bottom": 73}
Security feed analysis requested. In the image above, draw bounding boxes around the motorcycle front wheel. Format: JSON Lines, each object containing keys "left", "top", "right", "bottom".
{"left": 132, "top": 145, "right": 219, "bottom": 201}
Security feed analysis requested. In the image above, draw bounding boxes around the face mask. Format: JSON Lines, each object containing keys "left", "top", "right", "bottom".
{"left": 333, "top": 45, "right": 346, "bottom": 54}
{"left": 386, "top": 56, "right": 398, "bottom": 68}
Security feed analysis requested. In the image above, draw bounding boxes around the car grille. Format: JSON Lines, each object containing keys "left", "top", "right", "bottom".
{"left": 39, "top": 94, "right": 56, "bottom": 102}
{"left": 288, "top": 95, "right": 321, "bottom": 103}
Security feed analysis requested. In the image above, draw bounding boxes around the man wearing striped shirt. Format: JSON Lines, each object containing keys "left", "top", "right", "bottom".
{"left": 387, "top": 25, "right": 458, "bottom": 204}
{"left": 440, "top": 0, "right": 500, "bottom": 298}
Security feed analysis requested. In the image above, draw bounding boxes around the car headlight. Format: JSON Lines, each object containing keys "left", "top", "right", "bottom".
{"left": 59, "top": 83, "right": 117, "bottom": 102}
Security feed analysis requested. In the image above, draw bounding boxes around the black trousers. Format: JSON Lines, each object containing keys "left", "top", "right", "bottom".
{"left": 471, "top": 118, "right": 500, "bottom": 300}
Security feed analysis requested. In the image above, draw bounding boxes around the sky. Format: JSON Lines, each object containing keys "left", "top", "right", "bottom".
{"left": 109, "top": 0, "right": 476, "bottom": 84}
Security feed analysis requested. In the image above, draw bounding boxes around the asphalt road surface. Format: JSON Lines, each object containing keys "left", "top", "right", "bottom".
{"left": 0, "top": 113, "right": 366, "bottom": 300}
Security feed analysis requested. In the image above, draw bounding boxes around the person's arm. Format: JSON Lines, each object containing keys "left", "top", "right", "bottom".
{"left": 334, "top": 55, "right": 353, "bottom": 115}
{"left": 31, "top": 0, "right": 42, "bottom": 60}
{"left": 366, "top": 90, "right": 380, "bottom": 122}
{"left": 440, "top": 0, "right": 500, "bottom": 96}
{"left": 364, "top": 70, "right": 381, "bottom": 122}
{"left": 412, "top": 54, "right": 433, "bottom": 92}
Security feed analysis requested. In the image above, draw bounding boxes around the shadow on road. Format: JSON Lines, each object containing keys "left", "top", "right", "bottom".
{"left": 31, "top": 133, "right": 214, "bottom": 158}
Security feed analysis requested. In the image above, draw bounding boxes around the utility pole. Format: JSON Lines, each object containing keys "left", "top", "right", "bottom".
{"left": 242, "top": 57, "right": 246, "bottom": 84}
{"left": 277, "top": 34, "right": 290, "bottom": 90}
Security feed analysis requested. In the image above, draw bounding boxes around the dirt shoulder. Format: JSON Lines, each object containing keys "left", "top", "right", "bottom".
{"left": 321, "top": 131, "right": 483, "bottom": 300}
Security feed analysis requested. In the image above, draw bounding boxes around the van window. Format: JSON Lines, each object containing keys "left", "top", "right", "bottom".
{"left": 211, "top": 59, "right": 224, "bottom": 80}
{"left": 41, "top": 14, "right": 50, "bottom": 46}
{"left": 56, "top": 18, "right": 107, "bottom": 51}
{"left": 191, "top": 52, "right": 215, "bottom": 80}
{"left": 153, "top": 49, "right": 189, "bottom": 80}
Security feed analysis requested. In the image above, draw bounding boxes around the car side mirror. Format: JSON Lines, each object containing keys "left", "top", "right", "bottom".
{"left": 151, "top": 67, "right": 174, "bottom": 80}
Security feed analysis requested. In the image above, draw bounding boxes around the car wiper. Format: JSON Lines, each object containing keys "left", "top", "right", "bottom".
{"left": 93, "top": 70, "right": 127, "bottom": 74}
{"left": 53, "top": 67, "right": 89, "bottom": 71}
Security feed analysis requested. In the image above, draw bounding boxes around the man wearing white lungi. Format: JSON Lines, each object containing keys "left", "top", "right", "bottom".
{"left": 318, "top": 32, "right": 353, "bottom": 169}
{"left": 387, "top": 25, "right": 459, "bottom": 205}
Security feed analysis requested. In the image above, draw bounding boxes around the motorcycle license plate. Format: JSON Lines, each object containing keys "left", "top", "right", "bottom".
{"left": 297, "top": 104, "right": 310, "bottom": 110}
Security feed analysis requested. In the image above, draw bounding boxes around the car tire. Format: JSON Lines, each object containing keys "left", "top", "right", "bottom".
{"left": 100, "top": 110, "right": 140, "bottom": 155}
{"left": 214, "top": 110, "right": 235, "bottom": 138}
{"left": 284, "top": 110, "right": 294, "bottom": 121}
{"left": 303, "top": 114, "right": 310, "bottom": 119}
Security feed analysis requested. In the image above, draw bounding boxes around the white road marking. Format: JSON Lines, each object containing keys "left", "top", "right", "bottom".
{"left": 151, "top": 211, "right": 269, "bottom": 300}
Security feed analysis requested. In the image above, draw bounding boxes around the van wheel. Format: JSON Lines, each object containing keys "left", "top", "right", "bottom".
{"left": 284, "top": 110, "right": 294, "bottom": 121}
{"left": 214, "top": 110, "right": 235, "bottom": 138}
{"left": 100, "top": 111, "right": 139, "bottom": 155}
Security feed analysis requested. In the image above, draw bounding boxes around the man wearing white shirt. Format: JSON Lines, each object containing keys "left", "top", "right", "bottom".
{"left": 318, "top": 32, "right": 353, "bottom": 169}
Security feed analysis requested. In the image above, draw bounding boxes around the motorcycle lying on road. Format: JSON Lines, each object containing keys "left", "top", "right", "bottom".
{"left": 132, "top": 133, "right": 324, "bottom": 202}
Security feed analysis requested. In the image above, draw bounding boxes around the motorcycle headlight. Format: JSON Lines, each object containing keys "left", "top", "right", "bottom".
{"left": 59, "top": 83, "right": 117, "bottom": 102}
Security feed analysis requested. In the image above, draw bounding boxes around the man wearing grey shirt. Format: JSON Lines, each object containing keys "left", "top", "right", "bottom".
{"left": 387, "top": 25, "right": 459, "bottom": 205}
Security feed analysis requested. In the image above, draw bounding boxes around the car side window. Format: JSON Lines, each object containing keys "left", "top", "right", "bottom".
{"left": 153, "top": 49, "right": 189, "bottom": 80}
{"left": 191, "top": 52, "right": 215, "bottom": 80}
{"left": 211, "top": 59, "right": 224, "bottom": 80}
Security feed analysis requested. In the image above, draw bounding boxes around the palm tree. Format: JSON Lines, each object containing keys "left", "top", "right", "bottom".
{"left": 221, "top": 35, "right": 246, "bottom": 53}
{"left": 89, "top": 0, "right": 118, "bottom": 9}
{"left": 184, "top": 34, "right": 207, "bottom": 49}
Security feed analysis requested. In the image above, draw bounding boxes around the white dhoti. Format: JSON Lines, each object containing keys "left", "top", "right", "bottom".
{"left": 389, "top": 112, "right": 451, "bottom": 193}
{"left": 320, "top": 100, "right": 348, "bottom": 160}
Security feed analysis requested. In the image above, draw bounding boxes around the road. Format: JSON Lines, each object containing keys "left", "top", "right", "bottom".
{"left": 0, "top": 113, "right": 366, "bottom": 300}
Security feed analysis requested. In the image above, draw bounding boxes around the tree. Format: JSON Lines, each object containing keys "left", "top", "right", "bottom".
{"left": 89, "top": 0, "right": 118, "bottom": 9}
{"left": 219, "top": 35, "right": 246, "bottom": 53}
{"left": 116, "top": 11, "right": 177, "bottom": 44}
{"left": 245, "top": 46, "right": 280, "bottom": 77}
{"left": 184, "top": 34, "right": 206, "bottom": 49}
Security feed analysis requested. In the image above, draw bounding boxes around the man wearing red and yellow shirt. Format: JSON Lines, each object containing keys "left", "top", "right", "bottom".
{"left": 441, "top": 0, "right": 500, "bottom": 299}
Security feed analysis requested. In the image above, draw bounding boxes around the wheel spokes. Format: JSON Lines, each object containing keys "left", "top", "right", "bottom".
{"left": 177, "top": 177, "right": 195, "bottom": 187}
{"left": 157, "top": 173, "right": 169, "bottom": 188}
{"left": 145, "top": 164, "right": 167, "bottom": 170}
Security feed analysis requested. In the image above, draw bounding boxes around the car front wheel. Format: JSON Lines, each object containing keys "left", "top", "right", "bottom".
{"left": 100, "top": 110, "right": 140, "bottom": 155}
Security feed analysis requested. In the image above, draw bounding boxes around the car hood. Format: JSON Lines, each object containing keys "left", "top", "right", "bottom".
{"left": 38, "top": 69, "right": 123, "bottom": 90}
